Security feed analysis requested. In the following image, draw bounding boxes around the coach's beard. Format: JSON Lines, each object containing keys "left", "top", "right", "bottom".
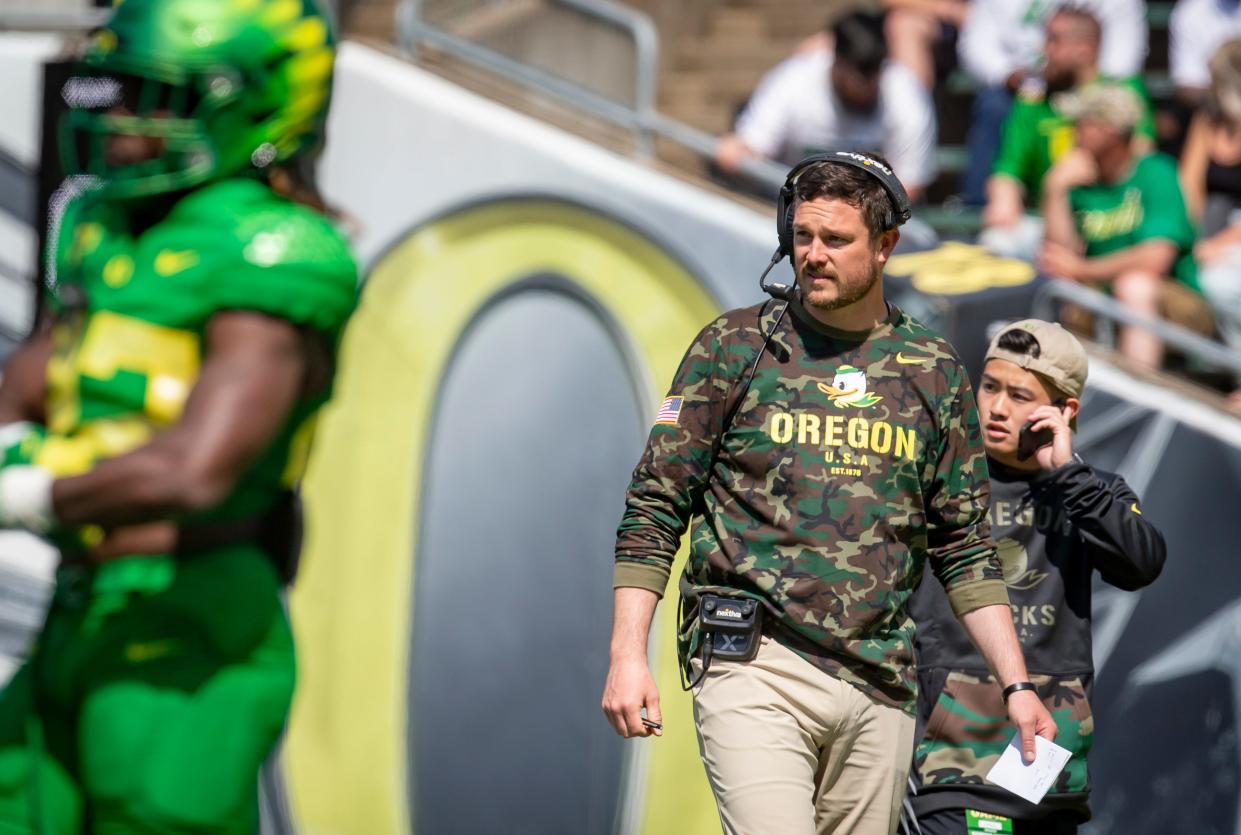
{"left": 800, "top": 262, "right": 882, "bottom": 312}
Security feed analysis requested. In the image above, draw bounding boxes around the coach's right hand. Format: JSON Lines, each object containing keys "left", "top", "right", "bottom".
{"left": 602, "top": 655, "right": 663, "bottom": 738}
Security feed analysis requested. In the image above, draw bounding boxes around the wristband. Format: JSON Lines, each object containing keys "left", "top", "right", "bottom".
{"left": 0, "top": 465, "right": 54, "bottom": 534}
{"left": 1002, "top": 681, "right": 1037, "bottom": 703}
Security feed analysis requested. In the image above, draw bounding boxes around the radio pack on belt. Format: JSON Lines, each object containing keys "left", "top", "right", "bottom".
{"left": 680, "top": 590, "right": 764, "bottom": 690}
{"left": 699, "top": 594, "right": 763, "bottom": 662}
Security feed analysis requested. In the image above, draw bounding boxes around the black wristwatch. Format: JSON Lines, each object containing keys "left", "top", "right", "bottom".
{"left": 1002, "top": 681, "right": 1037, "bottom": 703}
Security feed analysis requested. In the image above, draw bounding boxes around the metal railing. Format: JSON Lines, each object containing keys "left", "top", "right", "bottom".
{"left": 0, "top": 6, "right": 109, "bottom": 31}
{"left": 391, "top": 3, "right": 1241, "bottom": 384}
{"left": 398, "top": 0, "right": 656, "bottom": 149}
{"left": 395, "top": 0, "right": 787, "bottom": 186}
{"left": 1032, "top": 277, "right": 1241, "bottom": 377}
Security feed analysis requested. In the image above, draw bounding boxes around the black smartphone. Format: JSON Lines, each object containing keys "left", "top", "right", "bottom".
{"left": 1017, "top": 421, "right": 1054, "bottom": 461}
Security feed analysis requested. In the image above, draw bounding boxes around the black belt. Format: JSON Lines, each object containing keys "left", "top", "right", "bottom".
{"left": 175, "top": 490, "right": 303, "bottom": 584}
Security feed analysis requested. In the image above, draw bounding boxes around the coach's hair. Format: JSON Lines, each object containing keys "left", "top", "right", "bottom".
{"left": 793, "top": 154, "right": 899, "bottom": 238}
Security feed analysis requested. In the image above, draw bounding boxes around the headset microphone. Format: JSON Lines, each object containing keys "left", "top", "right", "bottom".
{"left": 756, "top": 247, "right": 797, "bottom": 301}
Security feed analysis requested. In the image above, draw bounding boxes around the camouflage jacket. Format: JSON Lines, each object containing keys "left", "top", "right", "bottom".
{"left": 909, "top": 459, "right": 1166, "bottom": 819}
{"left": 614, "top": 300, "right": 1008, "bottom": 713}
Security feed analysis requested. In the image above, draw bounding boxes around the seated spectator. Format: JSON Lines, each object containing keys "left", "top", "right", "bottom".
{"left": 1039, "top": 83, "right": 1211, "bottom": 369}
{"left": 979, "top": 6, "right": 1154, "bottom": 261}
{"left": 715, "top": 9, "right": 937, "bottom": 204}
{"left": 883, "top": 0, "right": 969, "bottom": 90}
{"left": 1170, "top": 0, "right": 1241, "bottom": 104}
{"left": 1180, "top": 38, "right": 1241, "bottom": 410}
{"left": 959, "top": 0, "right": 1148, "bottom": 206}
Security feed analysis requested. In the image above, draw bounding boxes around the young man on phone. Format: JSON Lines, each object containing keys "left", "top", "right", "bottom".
{"left": 904, "top": 319, "right": 1167, "bottom": 835}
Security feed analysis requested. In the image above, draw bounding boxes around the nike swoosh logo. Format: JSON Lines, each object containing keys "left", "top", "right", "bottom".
{"left": 895, "top": 352, "right": 933, "bottom": 365}
{"left": 1131, "top": 503, "right": 1142, "bottom": 515}
{"left": 154, "top": 250, "right": 199, "bottom": 276}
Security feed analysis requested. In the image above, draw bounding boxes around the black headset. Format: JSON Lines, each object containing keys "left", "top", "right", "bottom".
{"left": 758, "top": 150, "right": 912, "bottom": 301}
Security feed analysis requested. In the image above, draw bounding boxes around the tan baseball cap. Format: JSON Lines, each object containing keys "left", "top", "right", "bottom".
{"left": 1053, "top": 82, "right": 1144, "bottom": 134}
{"left": 984, "top": 319, "right": 1088, "bottom": 400}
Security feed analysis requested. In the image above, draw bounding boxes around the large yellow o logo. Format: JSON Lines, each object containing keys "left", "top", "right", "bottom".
{"left": 284, "top": 198, "right": 726, "bottom": 834}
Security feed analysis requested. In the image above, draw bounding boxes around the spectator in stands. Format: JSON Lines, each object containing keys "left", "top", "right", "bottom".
{"left": 715, "top": 9, "right": 937, "bottom": 203}
{"left": 1180, "top": 38, "right": 1241, "bottom": 410}
{"left": 979, "top": 6, "right": 1154, "bottom": 261}
{"left": 1039, "top": 83, "right": 1210, "bottom": 369}
{"left": 959, "top": 0, "right": 1148, "bottom": 206}
{"left": 1170, "top": 0, "right": 1241, "bottom": 104}
{"left": 883, "top": 0, "right": 969, "bottom": 90}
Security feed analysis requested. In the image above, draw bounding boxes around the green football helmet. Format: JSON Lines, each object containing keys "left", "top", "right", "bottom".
{"left": 61, "top": 0, "right": 336, "bottom": 198}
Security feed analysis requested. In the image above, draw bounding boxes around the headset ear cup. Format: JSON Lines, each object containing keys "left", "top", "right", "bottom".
{"left": 776, "top": 186, "right": 793, "bottom": 256}
{"left": 781, "top": 200, "right": 796, "bottom": 257}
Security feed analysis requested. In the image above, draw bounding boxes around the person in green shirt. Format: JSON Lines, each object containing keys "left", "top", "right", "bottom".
{"left": 1040, "top": 82, "right": 1212, "bottom": 369}
{"left": 0, "top": 1, "right": 357, "bottom": 832}
{"left": 980, "top": 6, "right": 1155, "bottom": 261}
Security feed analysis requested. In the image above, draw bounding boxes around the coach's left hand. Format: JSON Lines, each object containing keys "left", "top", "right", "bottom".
{"left": 1006, "top": 689, "right": 1058, "bottom": 765}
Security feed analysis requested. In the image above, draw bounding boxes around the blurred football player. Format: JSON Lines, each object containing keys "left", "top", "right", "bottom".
{"left": 0, "top": 0, "right": 357, "bottom": 831}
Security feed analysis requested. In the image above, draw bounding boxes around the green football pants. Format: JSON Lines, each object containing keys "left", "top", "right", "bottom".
{"left": 0, "top": 546, "right": 295, "bottom": 834}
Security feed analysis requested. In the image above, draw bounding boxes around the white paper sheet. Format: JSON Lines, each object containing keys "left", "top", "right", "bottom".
{"left": 984, "top": 733, "right": 1073, "bottom": 805}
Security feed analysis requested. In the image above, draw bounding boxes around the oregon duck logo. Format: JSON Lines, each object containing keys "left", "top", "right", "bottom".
{"left": 817, "top": 366, "right": 883, "bottom": 408}
{"left": 997, "top": 537, "right": 1049, "bottom": 591}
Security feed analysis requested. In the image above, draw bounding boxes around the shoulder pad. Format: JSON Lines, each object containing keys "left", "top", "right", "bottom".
{"left": 173, "top": 179, "right": 352, "bottom": 268}
{"left": 173, "top": 180, "right": 358, "bottom": 333}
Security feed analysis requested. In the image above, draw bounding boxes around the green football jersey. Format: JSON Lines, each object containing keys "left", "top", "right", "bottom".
{"left": 40, "top": 178, "right": 357, "bottom": 538}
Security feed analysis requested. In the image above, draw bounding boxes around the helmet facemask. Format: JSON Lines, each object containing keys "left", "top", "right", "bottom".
{"left": 59, "top": 0, "right": 334, "bottom": 201}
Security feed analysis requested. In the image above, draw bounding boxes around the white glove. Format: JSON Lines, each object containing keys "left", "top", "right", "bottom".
{"left": 0, "top": 465, "right": 54, "bottom": 534}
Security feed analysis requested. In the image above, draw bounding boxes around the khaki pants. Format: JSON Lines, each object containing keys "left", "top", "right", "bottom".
{"left": 691, "top": 635, "right": 915, "bottom": 835}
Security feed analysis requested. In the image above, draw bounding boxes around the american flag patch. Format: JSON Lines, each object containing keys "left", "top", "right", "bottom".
{"left": 654, "top": 396, "right": 684, "bottom": 426}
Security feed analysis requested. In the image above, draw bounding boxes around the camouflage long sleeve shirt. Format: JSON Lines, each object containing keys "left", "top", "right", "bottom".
{"left": 614, "top": 300, "right": 1008, "bottom": 712}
